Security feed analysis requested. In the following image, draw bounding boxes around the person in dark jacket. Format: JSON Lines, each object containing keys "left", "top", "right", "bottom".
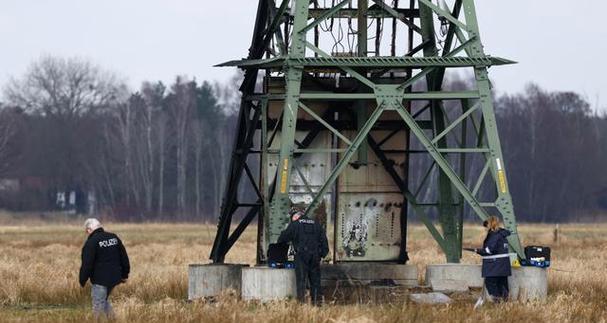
{"left": 79, "top": 218, "right": 130, "bottom": 318}
{"left": 277, "top": 208, "right": 329, "bottom": 305}
{"left": 475, "top": 216, "right": 512, "bottom": 302}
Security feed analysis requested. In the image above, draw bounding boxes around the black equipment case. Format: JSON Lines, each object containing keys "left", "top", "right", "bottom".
{"left": 524, "top": 246, "right": 551, "bottom": 261}
{"left": 267, "top": 243, "right": 290, "bottom": 268}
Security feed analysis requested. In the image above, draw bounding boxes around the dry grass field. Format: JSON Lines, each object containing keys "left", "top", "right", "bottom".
{"left": 0, "top": 214, "right": 606, "bottom": 322}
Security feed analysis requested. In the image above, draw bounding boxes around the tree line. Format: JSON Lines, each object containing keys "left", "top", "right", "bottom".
{"left": 0, "top": 56, "right": 605, "bottom": 222}
{"left": 0, "top": 56, "right": 239, "bottom": 219}
{"left": 496, "top": 85, "right": 607, "bottom": 221}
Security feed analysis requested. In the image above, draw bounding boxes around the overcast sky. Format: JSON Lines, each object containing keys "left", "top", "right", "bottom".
{"left": 0, "top": 0, "right": 605, "bottom": 111}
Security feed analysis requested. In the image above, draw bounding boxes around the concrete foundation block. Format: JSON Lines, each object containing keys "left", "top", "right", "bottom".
{"left": 426, "top": 264, "right": 548, "bottom": 301}
{"left": 425, "top": 264, "right": 483, "bottom": 288}
{"left": 509, "top": 266, "right": 548, "bottom": 301}
{"left": 241, "top": 267, "right": 297, "bottom": 301}
{"left": 430, "top": 279, "right": 470, "bottom": 293}
{"left": 321, "top": 263, "right": 418, "bottom": 287}
{"left": 188, "top": 264, "right": 245, "bottom": 300}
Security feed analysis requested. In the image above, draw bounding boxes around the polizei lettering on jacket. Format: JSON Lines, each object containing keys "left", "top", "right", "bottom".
{"left": 99, "top": 238, "right": 119, "bottom": 248}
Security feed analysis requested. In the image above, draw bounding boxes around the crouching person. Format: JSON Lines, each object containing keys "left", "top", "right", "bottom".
{"left": 475, "top": 216, "right": 511, "bottom": 302}
{"left": 79, "top": 218, "right": 130, "bottom": 319}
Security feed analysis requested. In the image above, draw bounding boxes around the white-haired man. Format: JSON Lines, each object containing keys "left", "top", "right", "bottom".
{"left": 79, "top": 218, "right": 130, "bottom": 319}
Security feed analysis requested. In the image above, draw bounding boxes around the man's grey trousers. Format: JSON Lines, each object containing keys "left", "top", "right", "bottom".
{"left": 92, "top": 284, "right": 114, "bottom": 318}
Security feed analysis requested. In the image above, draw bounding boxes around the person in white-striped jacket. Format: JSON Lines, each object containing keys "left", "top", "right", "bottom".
{"left": 474, "top": 216, "right": 512, "bottom": 302}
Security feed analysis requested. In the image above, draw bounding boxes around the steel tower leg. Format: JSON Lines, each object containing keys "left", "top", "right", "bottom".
{"left": 462, "top": 0, "right": 523, "bottom": 256}
{"left": 419, "top": 1, "right": 459, "bottom": 262}
{"left": 267, "top": 0, "right": 310, "bottom": 244}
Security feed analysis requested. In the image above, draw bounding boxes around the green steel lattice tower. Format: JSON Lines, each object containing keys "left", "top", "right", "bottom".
{"left": 210, "top": 0, "right": 524, "bottom": 264}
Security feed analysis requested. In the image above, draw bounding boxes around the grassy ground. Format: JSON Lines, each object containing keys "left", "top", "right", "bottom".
{"left": 0, "top": 220, "right": 606, "bottom": 322}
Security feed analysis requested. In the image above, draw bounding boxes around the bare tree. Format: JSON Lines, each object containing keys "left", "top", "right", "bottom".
{"left": 191, "top": 119, "right": 203, "bottom": 218}
{"left": 4, "top": 55, "right": 127, "bottom": 117}
{"left": 141, "top": 82, "right": 165, "bottom": 214}
{"left": 211, "top": 79, "right": 242, "bottom": 215}
{"left": 116, "top": 98, "right": 140, "bottom": 208}
{"left": 2, "top": 56, "right": 127, "bottom": 213}
{"left": 167, "top": 77, "right": 196, "bottom": 216}
{"left": 156, "top": 112, "right": 167, "bottom": 216}
{"left": 0, "top": 107, "right": 20, "bottom": 176}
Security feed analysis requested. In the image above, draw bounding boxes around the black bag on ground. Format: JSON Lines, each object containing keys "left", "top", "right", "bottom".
{"left": 524, "top": 245, "right": 551, "bottom": 261}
